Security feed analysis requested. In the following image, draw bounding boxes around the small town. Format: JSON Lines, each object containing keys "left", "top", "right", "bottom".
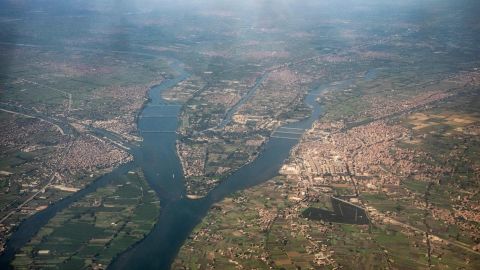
{"left": 1, "top": 0, "right": 480, "bottom": 269}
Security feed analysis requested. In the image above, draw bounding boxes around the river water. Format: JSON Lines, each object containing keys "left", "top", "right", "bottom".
{"left": 0, "top": 58, "right": 333, "bottom": 270}
{"left": 109, "top": 63, "right": 330, "bottom": 269}
{"left": 218, "top": 74, "right": 268, "bottom": 129}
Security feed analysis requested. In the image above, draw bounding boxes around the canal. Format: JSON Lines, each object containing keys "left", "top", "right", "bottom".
{"left": 1, "top": 57, "right": 341, "bottom": 270}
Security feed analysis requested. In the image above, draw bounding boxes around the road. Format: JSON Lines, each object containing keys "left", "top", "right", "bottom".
{"left": 0, "top": 107, "right": 66, "bottom": 135}
{"left": 366, "top": 205, "right": 480, "bottom": 257}
{"left": 0, "top": 140, "right": 72, "bottom": 225}
{"left": 16, "top": 78, "right": 72, "bottom": 113}
{"left": 0, "top": 175, "right": 56, "bottom": 224}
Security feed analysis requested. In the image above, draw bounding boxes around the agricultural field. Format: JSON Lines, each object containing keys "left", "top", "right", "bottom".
{"left": 175, "top": 173, "right": 480, "bottom": 269}
{"left": 0, "top": 44, "right": 171, "bottom": 135}
{"left": 0, "top": 0, "right": 479, "bottom": 269}
{"left": 0, "top": 35, "right": 173, "bottom": 252}
{"left": 11, "top": 169, "right": 160, "bottom": 269}
{"left": 174, "top": 63, "right": 480, "bottom": 270}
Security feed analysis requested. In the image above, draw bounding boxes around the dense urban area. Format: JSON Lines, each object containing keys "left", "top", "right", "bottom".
{"left": 1, "top": 0, "right": 479, "bottom": 269}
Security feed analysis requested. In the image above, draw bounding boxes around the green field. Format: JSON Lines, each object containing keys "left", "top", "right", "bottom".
{"left": 11, "top": 169, "right": 160, "bottom": 269}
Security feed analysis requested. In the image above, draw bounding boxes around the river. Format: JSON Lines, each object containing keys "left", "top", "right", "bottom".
{"left": 218, "top": 73, "right": 268, "bottom": 129}
{"left": 0, "top": 57, "right": 334, "bottom": 270}
{"left": 109, "top": 64, "right": 331, "bottom": 269}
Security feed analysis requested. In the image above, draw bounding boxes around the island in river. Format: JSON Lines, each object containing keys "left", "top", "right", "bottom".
{"left": 1, "top": 0, "right": 480, "bottom": 269}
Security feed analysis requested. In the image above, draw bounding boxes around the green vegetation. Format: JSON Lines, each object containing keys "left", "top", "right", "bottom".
{"left": 0, "top": 47, "right": 170, "bottom": 120}
{"left": 176, "top": 173, "right": 480, "bottom": 269}
{"left": 11, "top": 169, "right": 160, "bottom": 269}
{"left": 1, "top": 0, "right": 479, "bottom": 269}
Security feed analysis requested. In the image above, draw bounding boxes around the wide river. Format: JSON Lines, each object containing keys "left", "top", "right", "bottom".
{"left": 0, "top": 58, "right": 332, "bottom": 270}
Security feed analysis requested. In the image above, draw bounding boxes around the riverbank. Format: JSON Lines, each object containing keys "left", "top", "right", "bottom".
{"left": 109, "top": 80, "right": 331, "bottom": 270}
{"left": 10, "top": 168, "right": 160, "bottom": 269}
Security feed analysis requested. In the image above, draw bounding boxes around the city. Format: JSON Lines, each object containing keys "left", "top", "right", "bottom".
{"left": 1, "top": 0, "right": 479, "bottom": 269}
